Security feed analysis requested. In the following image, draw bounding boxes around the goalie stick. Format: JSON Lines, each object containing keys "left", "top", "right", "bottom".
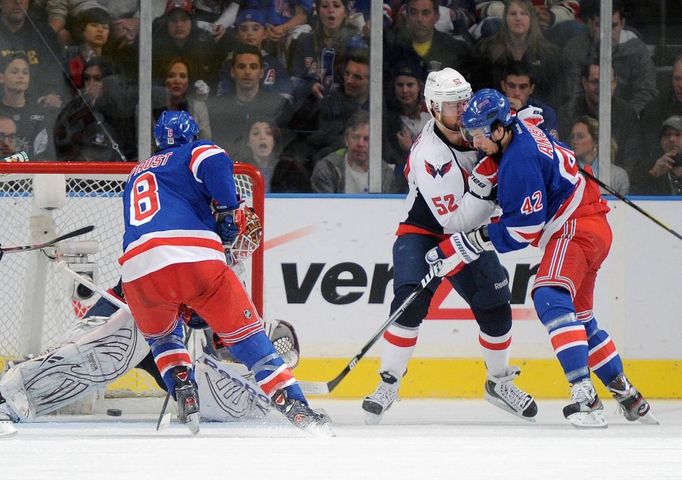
{"left": 298, "top": 264, "right": 443, "bottom": 395}
{"left": 579, "top": 167, "right": 682, "bottom": 242}
{"left": 1, "top": 225, "right": 95, "bottom": 255}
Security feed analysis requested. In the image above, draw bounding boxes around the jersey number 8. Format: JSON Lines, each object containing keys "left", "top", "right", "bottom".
{"left": 129, "top": 172, "right": 161, "bottom": 226}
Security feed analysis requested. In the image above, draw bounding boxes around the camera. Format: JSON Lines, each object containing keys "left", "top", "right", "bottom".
{"left": 60, "top": 257, "right": 98, "bottom": 304}
{"left": 673, "top": 153, "right": 682, "bottom": 167}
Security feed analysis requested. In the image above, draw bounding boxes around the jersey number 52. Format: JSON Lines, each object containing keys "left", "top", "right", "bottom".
{"left": 129, "top": 172, "right": 160, "bottom": 226}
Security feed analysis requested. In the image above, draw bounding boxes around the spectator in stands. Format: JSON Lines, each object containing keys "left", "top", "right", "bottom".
{"left": 382, "top": 59, "right": 428, "bottom": 194}
{"left": 472, "top": 1, "right": 582, "bottom": 47}
{"left": 210, "top": 43, "right": 292, "bottom": 161}
{"left": 472, "top": 0, "right": 562, "bottom": 108}
{"left": 384, "top": 0, "right": 472, "bottom": 76}
{"left": 53, "top": 58, "right": 124, "bottom": 161}
{"left": 152, "top": 0, "right": 225, "bottom": 91}
{"left": 562, "top": 0, "right": 656, "bottom": 115}
{"left": 153, "top": 57, "right": 212, "bottom": 140}
{"left": 240, "top": 118, "right": 309, "bottom": 192}
{"left": 0, "top": 0, "right": 66, "bottom": 112}
{"left": 63, "top": 7, "right": 113, "bottom": 93}
{"left": 640, "top": 55, "right": 682, "bottom": 160}
{"left": 0, "top": 114, "right": 19, "bottom": 159}
{"left": 218, "top": 9, "right": 292, "bottom": 98}
{"left": 499, "top": 60, "right": 557, "bottom": 137}
{"left": 311, "top": 110, "right": 393, "bottom": 193}
{"left": 570, "top": 115, "right": 629, "bottom": 196}
{"left": 261, "top": 0, "right": 313, "bottom": 57}
{"left": 289, "top": 0, "right": 366, "bottom": 100}
{"left": 0, "top": 53, "right": 53, "bottom": 160}
{"left": 304, "top": 49, "right": 369, "bottom": 163}
{"left": 558, "top": 60, "right": 644, "bottom": 176}
{"left": 631, "top": 115, "right": 682, "bottom": 196}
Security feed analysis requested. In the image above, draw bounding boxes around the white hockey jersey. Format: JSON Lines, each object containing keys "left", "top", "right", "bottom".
{"left": 398, "top": 119, "right": 497, "bottom": 236}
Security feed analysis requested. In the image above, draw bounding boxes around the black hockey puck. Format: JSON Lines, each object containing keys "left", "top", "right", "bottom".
{"left": 106, "top": 408, "right": 122, "bottom": 417}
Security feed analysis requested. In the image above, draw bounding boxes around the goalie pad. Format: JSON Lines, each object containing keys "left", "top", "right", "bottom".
{"left": 195, "top": 354, "right": 271, "bottom": 421}
{"left": 0, "top": 310, "right": 149, "bottom": 421}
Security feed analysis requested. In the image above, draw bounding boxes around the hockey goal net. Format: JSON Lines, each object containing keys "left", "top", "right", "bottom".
{"left": 0, "top": 162, "right": 264, "bottom": 375}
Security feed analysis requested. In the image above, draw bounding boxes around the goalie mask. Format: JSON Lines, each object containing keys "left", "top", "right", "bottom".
{"left": 229, "top": 207, "right": 263, "bottom": 263}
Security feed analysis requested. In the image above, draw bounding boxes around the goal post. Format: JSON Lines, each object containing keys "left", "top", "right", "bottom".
{"left": 0, "top": 161, "right": 265, "bottom": 366}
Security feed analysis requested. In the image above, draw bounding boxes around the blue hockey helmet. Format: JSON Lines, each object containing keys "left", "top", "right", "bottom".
{"left": 461, "top": 88, "right": 513, "bottom": 141}
{"left": 154, "top": 110, "right": 199, "bottom": 149}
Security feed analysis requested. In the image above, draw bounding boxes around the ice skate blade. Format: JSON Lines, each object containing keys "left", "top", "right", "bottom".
{"left": 364, "top": 411, "right": 384, "bottom": 425}
{"left": 636, "top": 411, "right": 660, "bottom": 425}
{"left": 484, "top": 394, "right": 537, "bottom": 422}
{"left": 183, "top": 412, "right": 200, "bottom": 435}
{"left": 566, "top": 410, "right": 608, "bottom": 428}
{"left": 0, "top": 420, "right": 17, "bottom": 438}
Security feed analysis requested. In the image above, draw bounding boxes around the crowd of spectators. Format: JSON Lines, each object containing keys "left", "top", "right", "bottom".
{"left": 0, "top": 0, "right": 679, "bottom": 195}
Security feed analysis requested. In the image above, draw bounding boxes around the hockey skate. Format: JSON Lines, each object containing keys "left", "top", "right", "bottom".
{"left": 563, "top": 378, "right": 607, "bottom": 428}
{"left": 484, "top": 366, "right": 538, "bottom": 421}
{"left": 362, "top": 371, "right": 400, "bottom": 425}
{"left": 272, "top": 390, "right": 334, "bottom": 437}
{"left": 607, "top": 374, "right": 659, "bottom": 425}
{"left": 0, "top": 394, "right": 17, "bottom": 438}
{"left": 173, "top": 366, "right": 200, "bottom": 435}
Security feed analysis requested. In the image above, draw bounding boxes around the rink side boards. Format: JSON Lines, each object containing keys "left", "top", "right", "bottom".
{"left": 2, "top": 196, "right": 680, "bottom": 399}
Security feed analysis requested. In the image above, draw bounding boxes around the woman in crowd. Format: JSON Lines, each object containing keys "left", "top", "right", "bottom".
{"left": 153, "top": 58, "right": 212, "bottom": 140}
{"left": 289, "top": 0, "right": 366, "bottom": 100}
{"left": 0, "top": 54, "right": 53, "bottom": 160}
{"left": 570, "top": 115, "right": 630, "bottom": 196}
{"left": 472, "top": 0, "right": 562, "bottom": 108}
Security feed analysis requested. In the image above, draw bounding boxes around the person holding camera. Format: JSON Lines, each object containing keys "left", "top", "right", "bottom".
{"left": 631, "top": 115, "right": 682, "bottom": 195}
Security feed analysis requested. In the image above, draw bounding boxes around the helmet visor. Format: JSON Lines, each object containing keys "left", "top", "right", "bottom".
{"left": 460, "top": 125, "right": 491, "bottom": 143}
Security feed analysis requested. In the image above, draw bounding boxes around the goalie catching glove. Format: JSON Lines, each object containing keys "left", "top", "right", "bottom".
{"left": 425, "top": 226, "right": 493, "bottom": 277}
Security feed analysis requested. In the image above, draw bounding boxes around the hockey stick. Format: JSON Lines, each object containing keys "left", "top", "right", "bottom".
{"left": 1, "top": 225, "right": 95, "bottom": 255}
{"left": 579, "top": 167, "right": 682, "bottom": 242}
{"left": 298, "top": 264, "right": 443, "bottom": 395}
{"left": 155, "top": 327, "right": 194, "bottom": 431}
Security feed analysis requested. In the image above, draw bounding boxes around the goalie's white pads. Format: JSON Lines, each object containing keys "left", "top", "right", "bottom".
{"left": 195, "top": 354, "right": 271, "bottom": 421}
{"left": 0, "top": 310, "right": 149, "bottom": 421}
{"left": 265, "top": 319, "right": 300, "bottom": 369}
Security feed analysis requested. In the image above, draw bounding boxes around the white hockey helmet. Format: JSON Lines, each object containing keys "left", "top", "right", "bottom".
{"left": 424, "top": 67, "right": 472, "bottom": 118}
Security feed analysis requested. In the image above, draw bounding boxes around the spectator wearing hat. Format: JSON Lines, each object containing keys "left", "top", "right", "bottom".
{"left": 631, "top": 116, "right": 682, "bottom": 195}
{"left": 640, "top": 54, "right": 682, "bottom": 161}
{"left": 152, "top": 0, "right": 226, "bottom": 91}
{"left": 382, "top": 59, "right": 428, "bottom": 193}
{"left": 289, "top": 0, "right": 366, "bottom": 100}
{"left": 218, "top": 9, "right": 293, "bottom": 98}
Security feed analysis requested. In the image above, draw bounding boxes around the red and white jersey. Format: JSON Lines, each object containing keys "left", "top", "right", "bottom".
{"left": 398, "top": 119, "right": 497, "bottom": 236}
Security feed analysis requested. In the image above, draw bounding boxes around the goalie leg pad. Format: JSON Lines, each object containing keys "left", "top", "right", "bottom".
{"left": 196, "top": 354, "right": 271, "bottom": 421}
{"left": 0, "top": 310, "right": 149, "bottom": 420}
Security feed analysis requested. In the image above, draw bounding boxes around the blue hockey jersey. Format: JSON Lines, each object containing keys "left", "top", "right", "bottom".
{"left": 119, "top": 140, "right": 240, "bottom": 281}
{"left": 487, "top": 119, "right": 589, "bottom": 253}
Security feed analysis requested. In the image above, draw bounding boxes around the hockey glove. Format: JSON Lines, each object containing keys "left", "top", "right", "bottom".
{"left": 215, "top": 206, "right": 239, "bottom": 247}
{"left": 468, "top": 156, "right": 498, "bottom": 201}
{"left": 425, "top": 232, "right": 478, "bottom": 277}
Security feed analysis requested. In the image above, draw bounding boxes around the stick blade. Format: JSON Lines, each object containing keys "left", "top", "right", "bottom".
{"left": 299, "top": 381, "right": 331, "bottom": 395}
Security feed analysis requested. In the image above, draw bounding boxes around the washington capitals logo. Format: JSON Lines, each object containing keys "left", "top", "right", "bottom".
{"left": 425, "top": 160, "right": 453, "bottom": 178}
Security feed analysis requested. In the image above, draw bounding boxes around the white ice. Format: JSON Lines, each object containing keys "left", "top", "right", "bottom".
{"left": 3, "top": 399, "right": 682, "bottom": 480}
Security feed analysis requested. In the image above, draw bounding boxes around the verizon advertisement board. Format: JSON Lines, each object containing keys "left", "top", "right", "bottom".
{"left": 263, "top": 197, "right": 682, "bottom": 360}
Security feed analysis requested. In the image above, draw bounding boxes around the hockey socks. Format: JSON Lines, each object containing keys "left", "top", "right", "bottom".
{"left": 229, "top": 331, "right": 304, "bottom": 402}
{"left": 533, "top": 287, "right": 589, "bottom": 383}
{"left": 147, "top": 321, "right": 193, "bottom": 395}
{"left": 582, "top": 316, "right": 624, "bottom": 386}
{"left": 479, "top": 330, "right": 511, "bottom": 377}
{"left": 380, "top": 323, "right": 418, "bottom": 379}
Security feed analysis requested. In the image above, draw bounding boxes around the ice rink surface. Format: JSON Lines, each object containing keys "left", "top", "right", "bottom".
{"left": 3, "top": 399, "right": 682, "bottom": 480}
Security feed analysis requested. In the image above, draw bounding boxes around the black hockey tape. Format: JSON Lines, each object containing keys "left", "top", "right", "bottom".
{"left": 106, "top": 408, "right": 122, "bottom": 417}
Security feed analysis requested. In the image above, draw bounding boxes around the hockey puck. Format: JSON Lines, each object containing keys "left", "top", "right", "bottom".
{"left": 106, "top": 408, "right": 122, "bottom": 417}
